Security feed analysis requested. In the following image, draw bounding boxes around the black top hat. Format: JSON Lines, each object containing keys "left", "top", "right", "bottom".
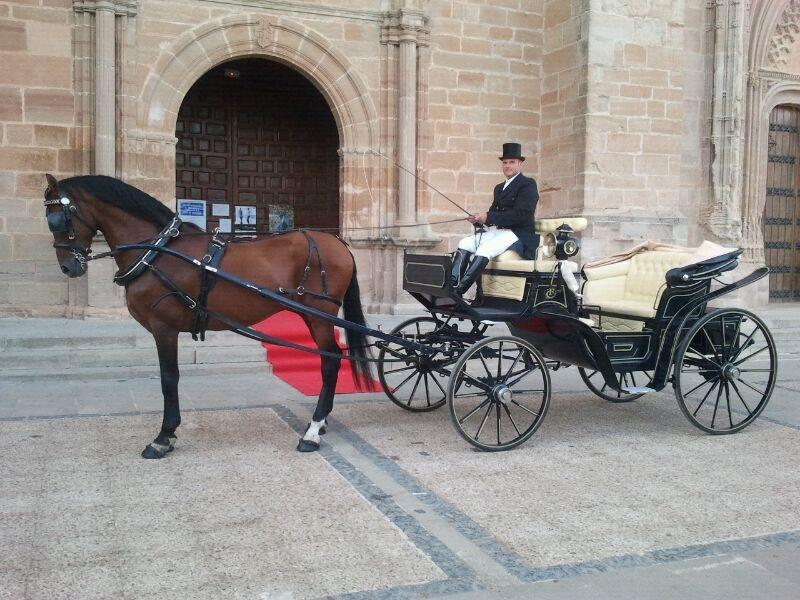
{"left": 499, "top": 142, "right": 525, "bottom": 161}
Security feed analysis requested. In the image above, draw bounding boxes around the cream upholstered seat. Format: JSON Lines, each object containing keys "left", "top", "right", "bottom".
{"left": 481, "top": 217, "right": 585, "bottom": 301}
{"left": 582, "top": 245, "right": 697, "bottom": 331}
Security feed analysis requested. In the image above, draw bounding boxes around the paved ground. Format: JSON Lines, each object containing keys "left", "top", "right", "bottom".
{"left": 1, "top": 323, "right": 799, "bottom": 599}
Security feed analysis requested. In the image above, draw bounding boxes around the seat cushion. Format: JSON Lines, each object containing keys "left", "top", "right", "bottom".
{"left": 483, "top": 250, "right": 579, "bottom": 300}
{"left": 583, "top": 250, "right": 691, "bottom": 325}
{"left": 535, "top": 217, "right": 588, "bottom": 233}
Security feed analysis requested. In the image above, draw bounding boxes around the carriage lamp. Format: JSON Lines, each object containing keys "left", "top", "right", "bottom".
{"left": 554, "top": 224, "right": 580, "bottom": 260}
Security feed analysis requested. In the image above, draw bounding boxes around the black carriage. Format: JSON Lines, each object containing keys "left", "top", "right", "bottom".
{"left": 377, "top": 218, "right": 778, "bottom": 451}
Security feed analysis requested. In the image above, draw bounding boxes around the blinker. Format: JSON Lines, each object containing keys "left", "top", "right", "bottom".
{"left": 47, "top": 210, "right": 68, "bottom": 233}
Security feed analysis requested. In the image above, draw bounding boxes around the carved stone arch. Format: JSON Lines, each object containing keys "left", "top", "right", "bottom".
{"left": 139, "top": 14, "right": 377, "bottom": 154}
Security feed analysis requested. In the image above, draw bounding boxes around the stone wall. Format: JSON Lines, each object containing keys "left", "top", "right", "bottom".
{"left": 421, "top": 0, "right": 543, "bottom": 252}
{"left": 0, "top": 0, "right": 76, "bottom": 316}
{"left": 1, "top": 0, "right": 797, "bottom": 316}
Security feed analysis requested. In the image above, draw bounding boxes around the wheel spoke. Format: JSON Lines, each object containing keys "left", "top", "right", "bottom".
{"left": 506, "top": 367, "right": 538, "bottom": 387}
{"left": 692, "top": 378, "right": 720, "bottom": 416}
{"left": 738, "top": 368, "right": 774, "bottom": 373}
{"left": 587, "top": 370, "right": 599, "bottom": 380}
{"left": 475, "top": 402, "right": 493, "bottom": 440}
{"left": 503, "top": 349, "right": 523, "bottom": 383}
{"left": 683, "top": 376, "right": 715, "bottom": 399}
{"left": 736, "top": 377, "right": 767, "bottom": 398}
{"left": 631, "top": 371, "right": 638, "bottom": 387}
{"left": 383, "top": 365, "right": 416, "bottom": 376}
{"left": 725, "top": 381, "right": 733, "bottom": 428}
{"left": 458, "top": 398, "right": 491, "bottom": 424}
{"left": 430, "top": 373, "right": 447, "bottom": 396}
{"left": 511, "top": 399, "right": 540, "bottom": 417}
{"left": 727, "top": 315, "right": 743, "bottom": 362}
{"left": 734, "top": 345, "right": 769, "bottom": 365}
{"left": 460, "top": 372, "right": 492, "bottom": 391}
{"left": 502, "top": 403, "right": 522, "bottom": 436}
{"left": 478, "top": 352, "right": 493, "bottom": 379}
{"left": 423, "top": 374, "right": 431, "bottom": 407}
{"left": 406, "top": 373, "right": 423, "bottom": 405}
{"left": 730, "top": 326, "right": 758, "bottom": 362}
{"left": 392, "top": 370, "right": 418, "bottom": 393}
{"left": 684, "top": 349, "right": 721, "bottom": 369}
{"left": 710, "top": 382, "right": 723, "bottom": 428}
{"left": 702, "top": 327, "right": 722, "bottom": 366}
{"left": 728, "top": 379, "right": 754, "bottom": 415}
{"left": 496, "top": 403, "right": 501, "bottom": 445}
{"left": 497, "top": 341, "right": 503, "bottom": 379}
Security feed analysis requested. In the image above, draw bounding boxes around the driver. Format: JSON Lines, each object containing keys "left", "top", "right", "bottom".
{"left": 450, "top": 142, "right": 540, "bottom": 295}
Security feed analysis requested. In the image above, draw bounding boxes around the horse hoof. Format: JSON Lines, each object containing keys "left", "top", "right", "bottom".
{"left": 141, "top": 442, "right": 174, "bottom": 459}
{"left": 297, "top": 439, "right": 321, "bottom": 453}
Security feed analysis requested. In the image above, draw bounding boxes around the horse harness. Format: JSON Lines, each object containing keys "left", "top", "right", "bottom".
{"left": 45, "top": 193, "right": 340, "bottom": 341}
{"left": 123, "top": 228, "right": 339, "bottom": 341}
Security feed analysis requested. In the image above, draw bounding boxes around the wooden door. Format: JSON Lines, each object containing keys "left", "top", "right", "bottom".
{"left": 764, "top": 105, "right": 800, "bottom": 302}
{"left": 175, "top": 59, "right": 339, "bottom": 234}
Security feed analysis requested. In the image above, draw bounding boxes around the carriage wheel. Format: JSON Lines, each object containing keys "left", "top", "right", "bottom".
{"left": 577, "top": 368, "right": 650, "bottom": 402}
{"left": 447, "top": 336, "right": 551, "bottom": 451}
{"left": 674, "top": 308, "right": 777, "bottom": 434}
{"left": 377, "top": 316, "right": 460, "bottom": 412}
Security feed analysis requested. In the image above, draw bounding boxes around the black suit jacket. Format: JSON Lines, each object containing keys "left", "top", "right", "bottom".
{"left": 485, "top": 173, "right": 539, "bottom": 259}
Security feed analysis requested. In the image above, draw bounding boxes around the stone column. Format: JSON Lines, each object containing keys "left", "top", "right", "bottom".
{"left": 94, "top": 1, "right": 116, "bottom": 175}
{"left": 396, "top": 21, "right": 418, "bottom": 226}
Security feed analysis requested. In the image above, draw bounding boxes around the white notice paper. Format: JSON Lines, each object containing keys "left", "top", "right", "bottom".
{"left": 218, "top": 218, "right": 232, "bottom": 233}
{"left": 212, "top": 203, "right": 229, "bottom": 217}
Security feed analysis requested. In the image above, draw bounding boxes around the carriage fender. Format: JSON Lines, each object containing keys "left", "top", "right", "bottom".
{"left": 515, "top": 306, "right": 624, "bottom": 394}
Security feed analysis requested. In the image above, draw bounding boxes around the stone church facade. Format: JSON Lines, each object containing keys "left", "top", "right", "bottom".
{"left": 1, "top": 0, "right": 799, "bottom": 316}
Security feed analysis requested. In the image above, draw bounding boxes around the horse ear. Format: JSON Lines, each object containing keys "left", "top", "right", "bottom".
{"left": 45, "top": 173, "right": 59, "bottom": 196}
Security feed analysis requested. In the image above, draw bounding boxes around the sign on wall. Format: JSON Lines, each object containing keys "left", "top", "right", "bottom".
{"left": 235, "top": 205, "right": 256, "bottom": 233}
{"left": 177, "top": 199, "right": 207, "bottom": 231}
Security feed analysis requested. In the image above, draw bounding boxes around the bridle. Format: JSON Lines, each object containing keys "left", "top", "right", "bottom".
{"left": 43, "top": 194, "right": 95, "bottom": 268}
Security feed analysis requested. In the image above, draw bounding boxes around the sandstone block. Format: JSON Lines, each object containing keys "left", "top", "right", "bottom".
{"left": 0, "top": 55, "right": 71, "bottom": 87}
{"left": 24, "top": 88, "right": 74, "bottom": 124}
{"left": 0, "top": 18, "right": 26, "bottom": 51}
{"left": 609, "top": 97, "right": 646, "bottom": 117}
{"left": 545, "top": 1, "right": 571, "bottom": 27}
{"left": 33, "top": 124, "right": 69, "bottom": 147}
{"left": 26, "top": 21, "right": 70, "bottom": 56}
{"left": 11, "top": 5, "right": 68, "bottom": 24}
{"left": 5, "top": 124, "right": 34, "bottom": 145}
{"left": 448, "top": 90, "right": 480, "bottom": 106}
{"left": 462, "top": 38, "right": 491, "bottom": 55}
{"left": 606, "top": 132, "right": 642, "bottom": 153}
{"left": 642, "top": 134, "right": 681, "bottom": 155}
{"left": 0, "top": 147, "right": 57, "bottom": 171}
{"left": 458, "top": 71, "right": 485, "bottom": 90}
{"left": 0, "top": 87, "right": 23, "bottom": 121}
{"left": 435, "top": 34, "right": 460, "bottom": 52}
{"left": 490, "top": 26, "right": 514, "bottom": 41}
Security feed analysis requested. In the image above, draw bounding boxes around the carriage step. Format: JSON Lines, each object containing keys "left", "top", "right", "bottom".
{"left": 622, "top": 386, "right": 656, "bottom": 394}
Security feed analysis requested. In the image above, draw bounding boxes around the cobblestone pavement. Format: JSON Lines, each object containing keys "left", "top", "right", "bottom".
{"left": 1, "top": 328, "right": 798, "bottom": 599}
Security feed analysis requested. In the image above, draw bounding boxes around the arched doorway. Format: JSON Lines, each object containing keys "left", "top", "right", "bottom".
{"left": 763, "top": 104, "right": 800, "bottom": 302}
{"left": 174, "top": 58, "right": 340, "bottom": 233}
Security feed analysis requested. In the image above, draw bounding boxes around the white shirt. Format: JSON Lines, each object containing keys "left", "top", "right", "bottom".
{"left": 502, "top": 172, "right": 520, "bottom": 190}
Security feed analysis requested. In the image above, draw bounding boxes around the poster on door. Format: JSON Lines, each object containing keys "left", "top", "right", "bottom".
{"left": 269, "top": 204, "right": 294, "bottom": 233}
{"left": 234, "top": 205, "right": 257, "bottom": 233}
{"left": 177, "top": 199, "right": 206, "bottom": 231}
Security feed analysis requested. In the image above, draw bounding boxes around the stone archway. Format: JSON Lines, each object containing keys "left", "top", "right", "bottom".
{"left": 126, "top": 15, "right": 379, "bottom": 234}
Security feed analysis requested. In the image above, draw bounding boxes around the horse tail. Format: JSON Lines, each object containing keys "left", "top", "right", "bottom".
{"left": 342, "top": 257, "right": 374, "bottom": 390}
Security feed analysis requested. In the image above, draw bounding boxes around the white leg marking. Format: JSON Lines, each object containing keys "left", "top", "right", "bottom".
{"left": 302, "top": 419, "right": 327, "bottom": 444}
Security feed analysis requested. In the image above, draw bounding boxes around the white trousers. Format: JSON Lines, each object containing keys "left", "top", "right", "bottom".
{"left": 457, "top": 228, "right": 519, "bottom": 259}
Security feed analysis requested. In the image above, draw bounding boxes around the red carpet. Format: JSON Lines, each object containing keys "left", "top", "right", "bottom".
{"left": 253, "top": 311, "right": 377, "bottom": 395}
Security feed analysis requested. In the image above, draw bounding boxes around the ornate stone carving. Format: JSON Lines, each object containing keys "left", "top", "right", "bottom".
{"left": 73, "top": 0, "right": 138, "bottom": 17}
{"left": 256, "top": 17, "right": 273, "bottom": 50}
{"left": 767, "top": 0, "right": 800, "bottom": 66}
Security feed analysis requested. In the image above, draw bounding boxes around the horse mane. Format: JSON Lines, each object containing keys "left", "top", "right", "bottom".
{"left": 59, "top": 175, "right": 191, "bottom": 229}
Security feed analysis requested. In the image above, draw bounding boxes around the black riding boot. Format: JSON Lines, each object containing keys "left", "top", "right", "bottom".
{"left": 457, "top": 256, "right": 489, "bottom": 295}
{"left": 450, "top": 249, "right": 471, "bottom": 289}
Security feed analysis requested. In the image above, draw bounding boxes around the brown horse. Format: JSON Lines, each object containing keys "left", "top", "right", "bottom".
{"left": 43, "top": 174, "right": 372, "bottom": 458}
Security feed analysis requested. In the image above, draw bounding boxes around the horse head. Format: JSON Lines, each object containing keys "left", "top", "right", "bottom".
{"left": 43, "top": 173, "right": 98, "bottom": 278}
